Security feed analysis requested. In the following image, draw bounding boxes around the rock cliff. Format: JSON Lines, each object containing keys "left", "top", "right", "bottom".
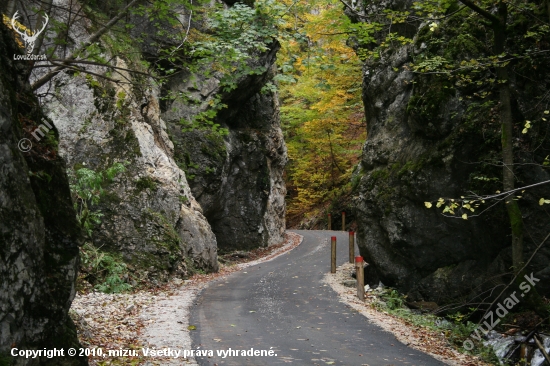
{"left": 32, "top": 0, "right": 286, "bottom": 278}
{"left": 40, "top": 58, "right": 219, "bottom": 277}
{"left": 162, "top": 43, "right": 287, "bottom": 251}
{"left": 350, "top": 1, "right": 550, "bottom": 303}
{"left": 0, "top": 0, "right": 287, "bottom": 361}
{"left": 0, "top": 24, "right": 86, "bottom": 365}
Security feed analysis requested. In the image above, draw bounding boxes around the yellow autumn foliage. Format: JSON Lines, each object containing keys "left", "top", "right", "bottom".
{"left": 277, "top": 0, "right": 366, "bottom": 226}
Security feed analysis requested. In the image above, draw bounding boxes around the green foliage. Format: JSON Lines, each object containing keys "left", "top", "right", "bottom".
{"left": 340, "top": 0, "right": 550, "bottom": 228}
{"left": 156, "top": 0, "right": 287, "bottom": 137}
{"left": 423, "top": 106, "right": 550, "bottom": 219}
{"left": 438, "top": 312, "right": 499, "bottom": 363}
{"left": 0, "top": 352, "right": 11, "bottom": 366}
{"left": 80, "top": 243, "right": 132, "bottom": 293}
{"left": 373, "top": 288, "right": 440, "bottom": 328}
{"left": 185, "top": 257, "right": 205, "bottom": 276}
{"left": 135, "top": 176, "right": 158, "bottom": 192}
{"left": 69, "top": 162, "right": 127, "bottom": 237}
{"left": 407, "top": 78, "right": 455, "bottom": 123}
{"left": 380, "top": 289, "right": 406, "bottom": 310}
{"left": 372, "top": 288, "right": 499, "bottom": 363}
{"left": 179, "top": 96, "right": 229, "bottom": 136}
{"left": 192, "top": 1, "right": 283, "bottom": 69}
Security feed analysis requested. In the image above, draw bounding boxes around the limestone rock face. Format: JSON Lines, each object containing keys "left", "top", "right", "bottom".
{"left": 32, "top": 0, "right": 219, "bottom": 276}
{"left": 39, "top": 64, "right": 219, "bottom": 276}
{"left": 162, "top": 44, "right": 287, "bottom": 251}
{"left": 31, "top": 0, "right": 286, "bottom": 275}
{"left": 351, "top": 1, "right": 550, "bottom": 303}
{"left": 0, "top": 25, "right": 86, "bottom": 365}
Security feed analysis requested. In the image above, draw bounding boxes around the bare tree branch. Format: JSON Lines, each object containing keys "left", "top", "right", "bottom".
{"left": 47, "top": 60, "right": 136, "bottom": 86}
{"left": 34, "top": 58, "right": 156, "bottom": 78}
{"left": 458, "top": 0, "right": 500, "bottom": 24}
{"left": 478, "top": 232, "right": 550, "bottom": 323}
{"left": 31, "top": 0, "right": 140, "bottom": 91}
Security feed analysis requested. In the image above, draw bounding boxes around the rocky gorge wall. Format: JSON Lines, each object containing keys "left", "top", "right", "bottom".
{"left": 32, "top": 0, "right": 286, "bottom": 277}
{"left": 349, "top": 1, "right": 550, "bottom": 304}
{"left": 0, "top": 0, "right": 286, "bottom": 362}
{"left": 40, "top": 58, "right": 220, "bottom": 278}
{"left": 0, "top": 24, "right": 86, "bottom": 365}
{"left": 161, "top": 43, "right": 287, "bottom": 251}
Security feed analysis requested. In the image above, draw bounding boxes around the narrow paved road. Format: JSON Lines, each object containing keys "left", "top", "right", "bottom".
{"left": 190, "top": 230, "right": 445, "bottom": 365}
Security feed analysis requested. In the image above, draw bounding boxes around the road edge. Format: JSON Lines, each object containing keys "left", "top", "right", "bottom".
{"left": 140, "top": 231, "right": 304, "bottom": 365}
{"left": 324, "top": 263, "right": 492, "bottom": 366}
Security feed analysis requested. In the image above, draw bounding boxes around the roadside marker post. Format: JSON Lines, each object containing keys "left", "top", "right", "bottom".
{"left": 341, "top": 212, "right": 346, "bottom": 231}
{"left": 331, "top": 236, "right": 336, "bottom": 273}
{"left": 355, "top": 256, "right": 365, "bottom": 300}
{"left": 349, "top": 231, "right": 354, "bottom": 263}
{"left": 328, "top": 214, "right": 331, "bottom": 230}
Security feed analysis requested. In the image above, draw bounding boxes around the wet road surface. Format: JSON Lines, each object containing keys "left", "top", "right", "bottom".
{"left": 190, "top": 230, "right": 445, "bottom": 365}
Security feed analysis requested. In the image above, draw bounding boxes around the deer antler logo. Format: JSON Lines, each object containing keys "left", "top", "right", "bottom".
{"left": 11, "top": 11, "right": 49, "bottom": 54}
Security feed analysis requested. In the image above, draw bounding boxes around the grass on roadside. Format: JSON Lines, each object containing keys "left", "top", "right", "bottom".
{"left": 78, "top": 243, "right": 133, "bottom": 294}
{"left": 372, "top": 287, "right": 500, "bottom": 364}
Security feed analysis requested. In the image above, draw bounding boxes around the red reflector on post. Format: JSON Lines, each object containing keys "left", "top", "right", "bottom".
{"left": 331, "top": 236, "right": 336, "bottom": 240}
{"left": 349, "top": 231, "right": 355, "bottom": 235}
{"left": 355, "top": 256, "right": 363, "bottom": 263}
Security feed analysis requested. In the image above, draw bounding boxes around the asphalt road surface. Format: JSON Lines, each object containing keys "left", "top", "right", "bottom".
{"left": 190, "top": 230, "right": 445, "bottom": 366}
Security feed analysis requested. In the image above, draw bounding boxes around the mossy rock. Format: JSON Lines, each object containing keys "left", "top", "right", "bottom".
{"left": 135, "top": 176, "right": 158, "bottom": 193}
{"left": 128, "top": 209, "right": 184, "bottom": 273}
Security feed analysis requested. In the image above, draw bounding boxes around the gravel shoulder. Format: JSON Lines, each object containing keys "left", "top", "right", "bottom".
{"left": 70, "top": 232, "right": 303, "bottom": 365}
{"left": 324, "top": 262, "right": 492, "bottom": 366}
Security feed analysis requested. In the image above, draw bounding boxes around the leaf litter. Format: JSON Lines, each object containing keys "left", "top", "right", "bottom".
{"left": 70, "top": 232, "right": 302, "bottom": 365}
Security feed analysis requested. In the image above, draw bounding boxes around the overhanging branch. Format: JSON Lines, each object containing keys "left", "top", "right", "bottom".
{"left": 31, "top": 0, "right": 140, "bottom": 90}
{"left": 459, "top": 0, "right": 500, "bottom": 24}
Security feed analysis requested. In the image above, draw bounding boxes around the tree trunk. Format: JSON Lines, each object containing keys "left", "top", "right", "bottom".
{"left": 493, "top": 3, "right": 524, "bottom": 274}
{"left": 459, "top": 0, "right": 544, "bottom": 314}
{"left": 500, "top": 78, "right": 524, "bottom": 274}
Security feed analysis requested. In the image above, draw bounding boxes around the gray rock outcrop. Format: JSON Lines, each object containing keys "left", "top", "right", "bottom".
{"left": 39, "top": 61, "right": 219, "bottom": 276}
{"left": 29, "top": 0, "right": 220, "bottom": 277}
{"left": 351, "top": 1, "right": 550, "bottom": 303}
{"left": 162, "top": 44, "right": 287, "bottom": 251}
{"left": 30, "top": 0, "right": 287, "bottom": 278}
{"left": 0, "top": 24, "right": 86, "bottom": 365}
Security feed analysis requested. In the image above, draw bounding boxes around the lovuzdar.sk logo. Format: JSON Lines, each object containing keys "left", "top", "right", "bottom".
{"left": 10, "top": 10, "right": 48, "bottom": 61}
